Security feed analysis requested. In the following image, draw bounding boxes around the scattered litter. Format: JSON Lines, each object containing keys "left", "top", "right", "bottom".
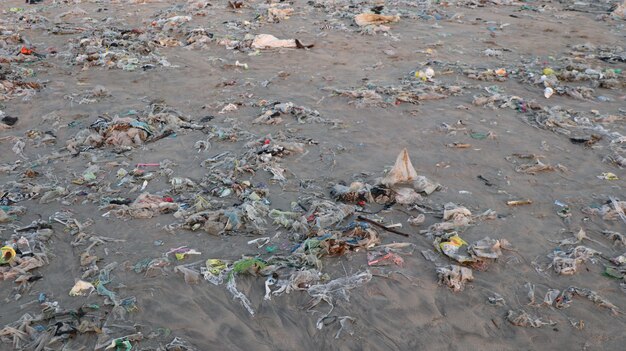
{"left": 507, "top": 309, "right": 556, "bottom": 328}
{"left": 1, "top": 1, "right": 624, "bottom": 348}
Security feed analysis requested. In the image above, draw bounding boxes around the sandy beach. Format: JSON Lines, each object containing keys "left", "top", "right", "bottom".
{"left": 1, "top": 0, "right": 625, "bottom": 350}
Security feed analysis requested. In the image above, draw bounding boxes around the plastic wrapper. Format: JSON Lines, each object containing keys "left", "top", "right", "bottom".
{"left": 367, "top": 252, "right": 404, "bottom": 267}
{"left": 436, "top": 234, "right": 472, "bottom": 263}
{"left": 0, "top": 246, "right": 16, "bottom": 264}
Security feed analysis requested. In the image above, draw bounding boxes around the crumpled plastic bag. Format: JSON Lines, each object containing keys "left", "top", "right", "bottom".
{"left": 111, "top": 193, "right": 179, "bottom": 219}
{"left": 307, "top": 271, "right": 372, "bottom": 306}
{"left": 227, "top": 275, "right": 255, "bottom": 315}
{"left": 69, "top": 280, "right": 95, "bottom": 296}
{"left": 267, "top": 7, "right": 293, "bottom": 22}
{"left": 412, "top": 176, "right": 440, "bottom": 195}
{"left": 429, "top": 203, "right": 472, "bottom": 232}
{"left": 269, "top": 209, "right": 304, "bottom": 232}
{"left": 544, "top": 289, "right": 560, "bottom": 305}
{"left": 612, "top": 1, "right": 626, "bottom": 19}
{"left": 201, "top": 259, "right": 230, "bottom": 285}
{"left": 467, "top": 237, "right": 509, "bottom": 259}
{"left": 393, "top": 187, "right": 422, "bottom": 205}
{"left": 436, "top": 265, "right": 473, "bottom": 291}
{"left": 308, "top": 200, "right": 355, "bottom": 229}
{"left": 551, "top": 246, "right": 600, "bottom": 275}
{"left": 306, "top": 271, "right": 372, "bottom": 327}
{"left": 436, "top": 235, "right": 507, "bottom": 264}
{"left": 331, "top": 182, "right": 373, "bottom": 203}
{"left": 380, "top": 149, "right": 440, "bottom": 194}
{"left": 381, "top": 148, "right": 418, "bottom": 186}
{"left": 0, "top": 210, "right": 11, "bottom": 224}
{"left": 288, "top": 269, "right": 321, "bottom": 291}
{"left": 443, "top": 204, "right": 472, "bottom": 225}
{"left": 507, "top": 309, "right": 555, "bottom": 328}
{"left": 252, "top": 34, "right": 296, "bottom": 49}
{"left": 354, "top": 13, "right": 400, "bottom": 27}
{"left": 408, "top": 214, "right": 425, "bottom": 226}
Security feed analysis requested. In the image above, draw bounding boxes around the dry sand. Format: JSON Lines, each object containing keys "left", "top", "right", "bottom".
{"left": 1, "top": 0, "right": 626, "bottom": 350}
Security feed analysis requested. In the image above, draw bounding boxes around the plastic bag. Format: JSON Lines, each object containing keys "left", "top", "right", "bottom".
{"left": 354, "top": 13, "right": 400, "bottom": 27}
{"left": 507, "top": 309, "right": 555, "bottom": 328}
{"left": 226, "top": 276, "right": 255, "bottom": 316}
{"left": 467, "top": 237, "right": 508, "bottom": 259}
{"left": 412, "top": 176, "right": 440, "bottom": 195}
{"left": 436, "top": 265, "right": 473, "bottom": 291}
{"left": 307, "top": 271, "right": 372, "bottom": 307}
{"left": 381, "top": 149, "right": 418, "bottom": 187}
{"left": 69, "top": 280, "right": 95, "bottom": 296}
{"left": 175, "top": 266, "right": 201, "bottom": 285}
{"left": 251, "top": 34, "right": 296, "bottom": 49}
{"left": 393, "top": 187, "right": 422, "bottom": 205}
{"left": 551, "top": 246, "right": 599, "bottom": 275}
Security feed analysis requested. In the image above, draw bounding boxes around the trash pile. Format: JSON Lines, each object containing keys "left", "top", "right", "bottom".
{"left": 327, "top": 74, "right": 466, "bottom": 107}
{"left": 67, "top": 27, "right": 173, "bottom": 71}
{"left": 136, "top": 149, "right": 440, "bottom": 331}
{"left": 130, "top": 149, "right": 511, "bottom": 330}
{"left": 0, "top": 29, "right": 43, "bottom": 101}
{"left": 0, "top": 220, "right": 52, "bottom": 286}
{"left": 65, "top": 101, "right": 206, "bottom": 155}
{"left": 253, "top": 101, "right": 342, "bottom": 127}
